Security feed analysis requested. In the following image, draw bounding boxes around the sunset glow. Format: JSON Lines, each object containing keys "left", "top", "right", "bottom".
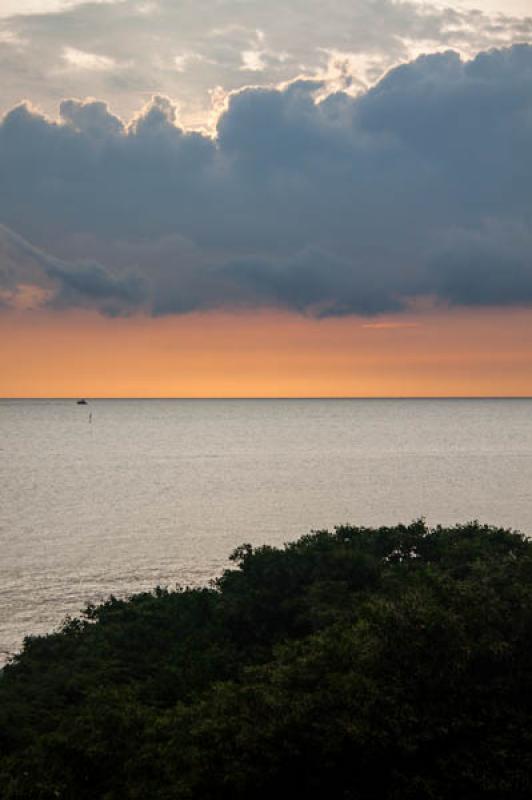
{"left": 3, "top": 307, "right": 532, "bottom": 398}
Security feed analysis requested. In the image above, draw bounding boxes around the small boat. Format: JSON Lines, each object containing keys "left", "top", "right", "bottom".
{"left": 77, "top": 399, "right": 88, "bottom": 405}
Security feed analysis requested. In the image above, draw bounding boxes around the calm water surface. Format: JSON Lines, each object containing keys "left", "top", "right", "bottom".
{"left": 2, "top": 398, "right": 532, "bottom": 662}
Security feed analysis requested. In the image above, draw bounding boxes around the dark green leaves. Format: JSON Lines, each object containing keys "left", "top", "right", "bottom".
{"left": 2, "top": 521, "right": 532, "bottom": 798}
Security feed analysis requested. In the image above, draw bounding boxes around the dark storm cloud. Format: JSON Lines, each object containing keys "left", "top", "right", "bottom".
{"left": 0, "top": 44, "right": 531, "bottom": 317}
{"left": 0, "top": 224, "right": 144, "bottom": 315}
{"left": 431, "top": 223, "right": 532, "bottom": 307}
{"left": 45, "top": 260, "right": 144, "bottom": 314}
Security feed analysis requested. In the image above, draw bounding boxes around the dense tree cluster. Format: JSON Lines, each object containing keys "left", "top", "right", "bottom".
{"left": 2, "top": 521, "right": 532, "bottom": 798}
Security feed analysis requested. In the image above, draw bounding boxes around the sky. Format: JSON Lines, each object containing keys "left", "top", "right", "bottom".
{"left": 1, "top": 0, "right": 531, "bottom": 397}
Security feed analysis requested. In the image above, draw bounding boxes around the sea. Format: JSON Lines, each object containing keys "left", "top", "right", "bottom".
{"left": 1, "top": 398, "right": 532, "bottom": 664}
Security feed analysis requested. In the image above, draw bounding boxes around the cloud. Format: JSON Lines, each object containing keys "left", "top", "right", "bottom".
{"left": 0, "top": 224, "right": 144, "bottom": 315}
{"left": 0, "top": 0, "right": 530, "bottom": 124}
{"left": 0, "top": 44, "right": 531, "bottom": 317}
{"left": 59, "top": 97, "right": 124, "bottom": 136}
{"left": 432, "top": 222, "right": 532, "bottom": 307}
{"left": 62, "top": 46, "right": 118, "bottom": 71}
{"left": 240, "top": 50, "right": 267, "bottom": 72}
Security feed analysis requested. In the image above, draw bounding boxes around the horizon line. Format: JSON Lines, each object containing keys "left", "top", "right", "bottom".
{"left": 2, "top": 396, "right": 532, "bottom": 401}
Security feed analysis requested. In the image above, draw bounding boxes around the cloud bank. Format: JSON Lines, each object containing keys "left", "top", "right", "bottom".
{"left": 1, "top": 44, "right": 531, "bottom": 317}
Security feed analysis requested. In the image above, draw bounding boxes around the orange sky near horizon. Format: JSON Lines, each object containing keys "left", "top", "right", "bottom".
{"left": 2, "top": 306, "right": 532, "bottom": 398}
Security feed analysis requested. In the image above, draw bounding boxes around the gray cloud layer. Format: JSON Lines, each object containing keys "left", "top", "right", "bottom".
{"left": 0, "top": 224, "right": 143, "bottom": 315}
{"left": 1, "top": 44, "right": 531, "bottom": 317}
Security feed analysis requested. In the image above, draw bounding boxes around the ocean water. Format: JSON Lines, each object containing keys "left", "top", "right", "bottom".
{"left": 1, "top": 398, "right": 532, "bottom": 663}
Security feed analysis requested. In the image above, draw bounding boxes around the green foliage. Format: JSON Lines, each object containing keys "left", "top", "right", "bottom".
{"left": 2, "top": 521, "right": 532, "bottom": 798}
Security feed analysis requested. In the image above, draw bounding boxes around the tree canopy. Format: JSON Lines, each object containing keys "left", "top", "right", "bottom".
{"left": 2, "top": 521, "right": 532, "bottom": 799}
